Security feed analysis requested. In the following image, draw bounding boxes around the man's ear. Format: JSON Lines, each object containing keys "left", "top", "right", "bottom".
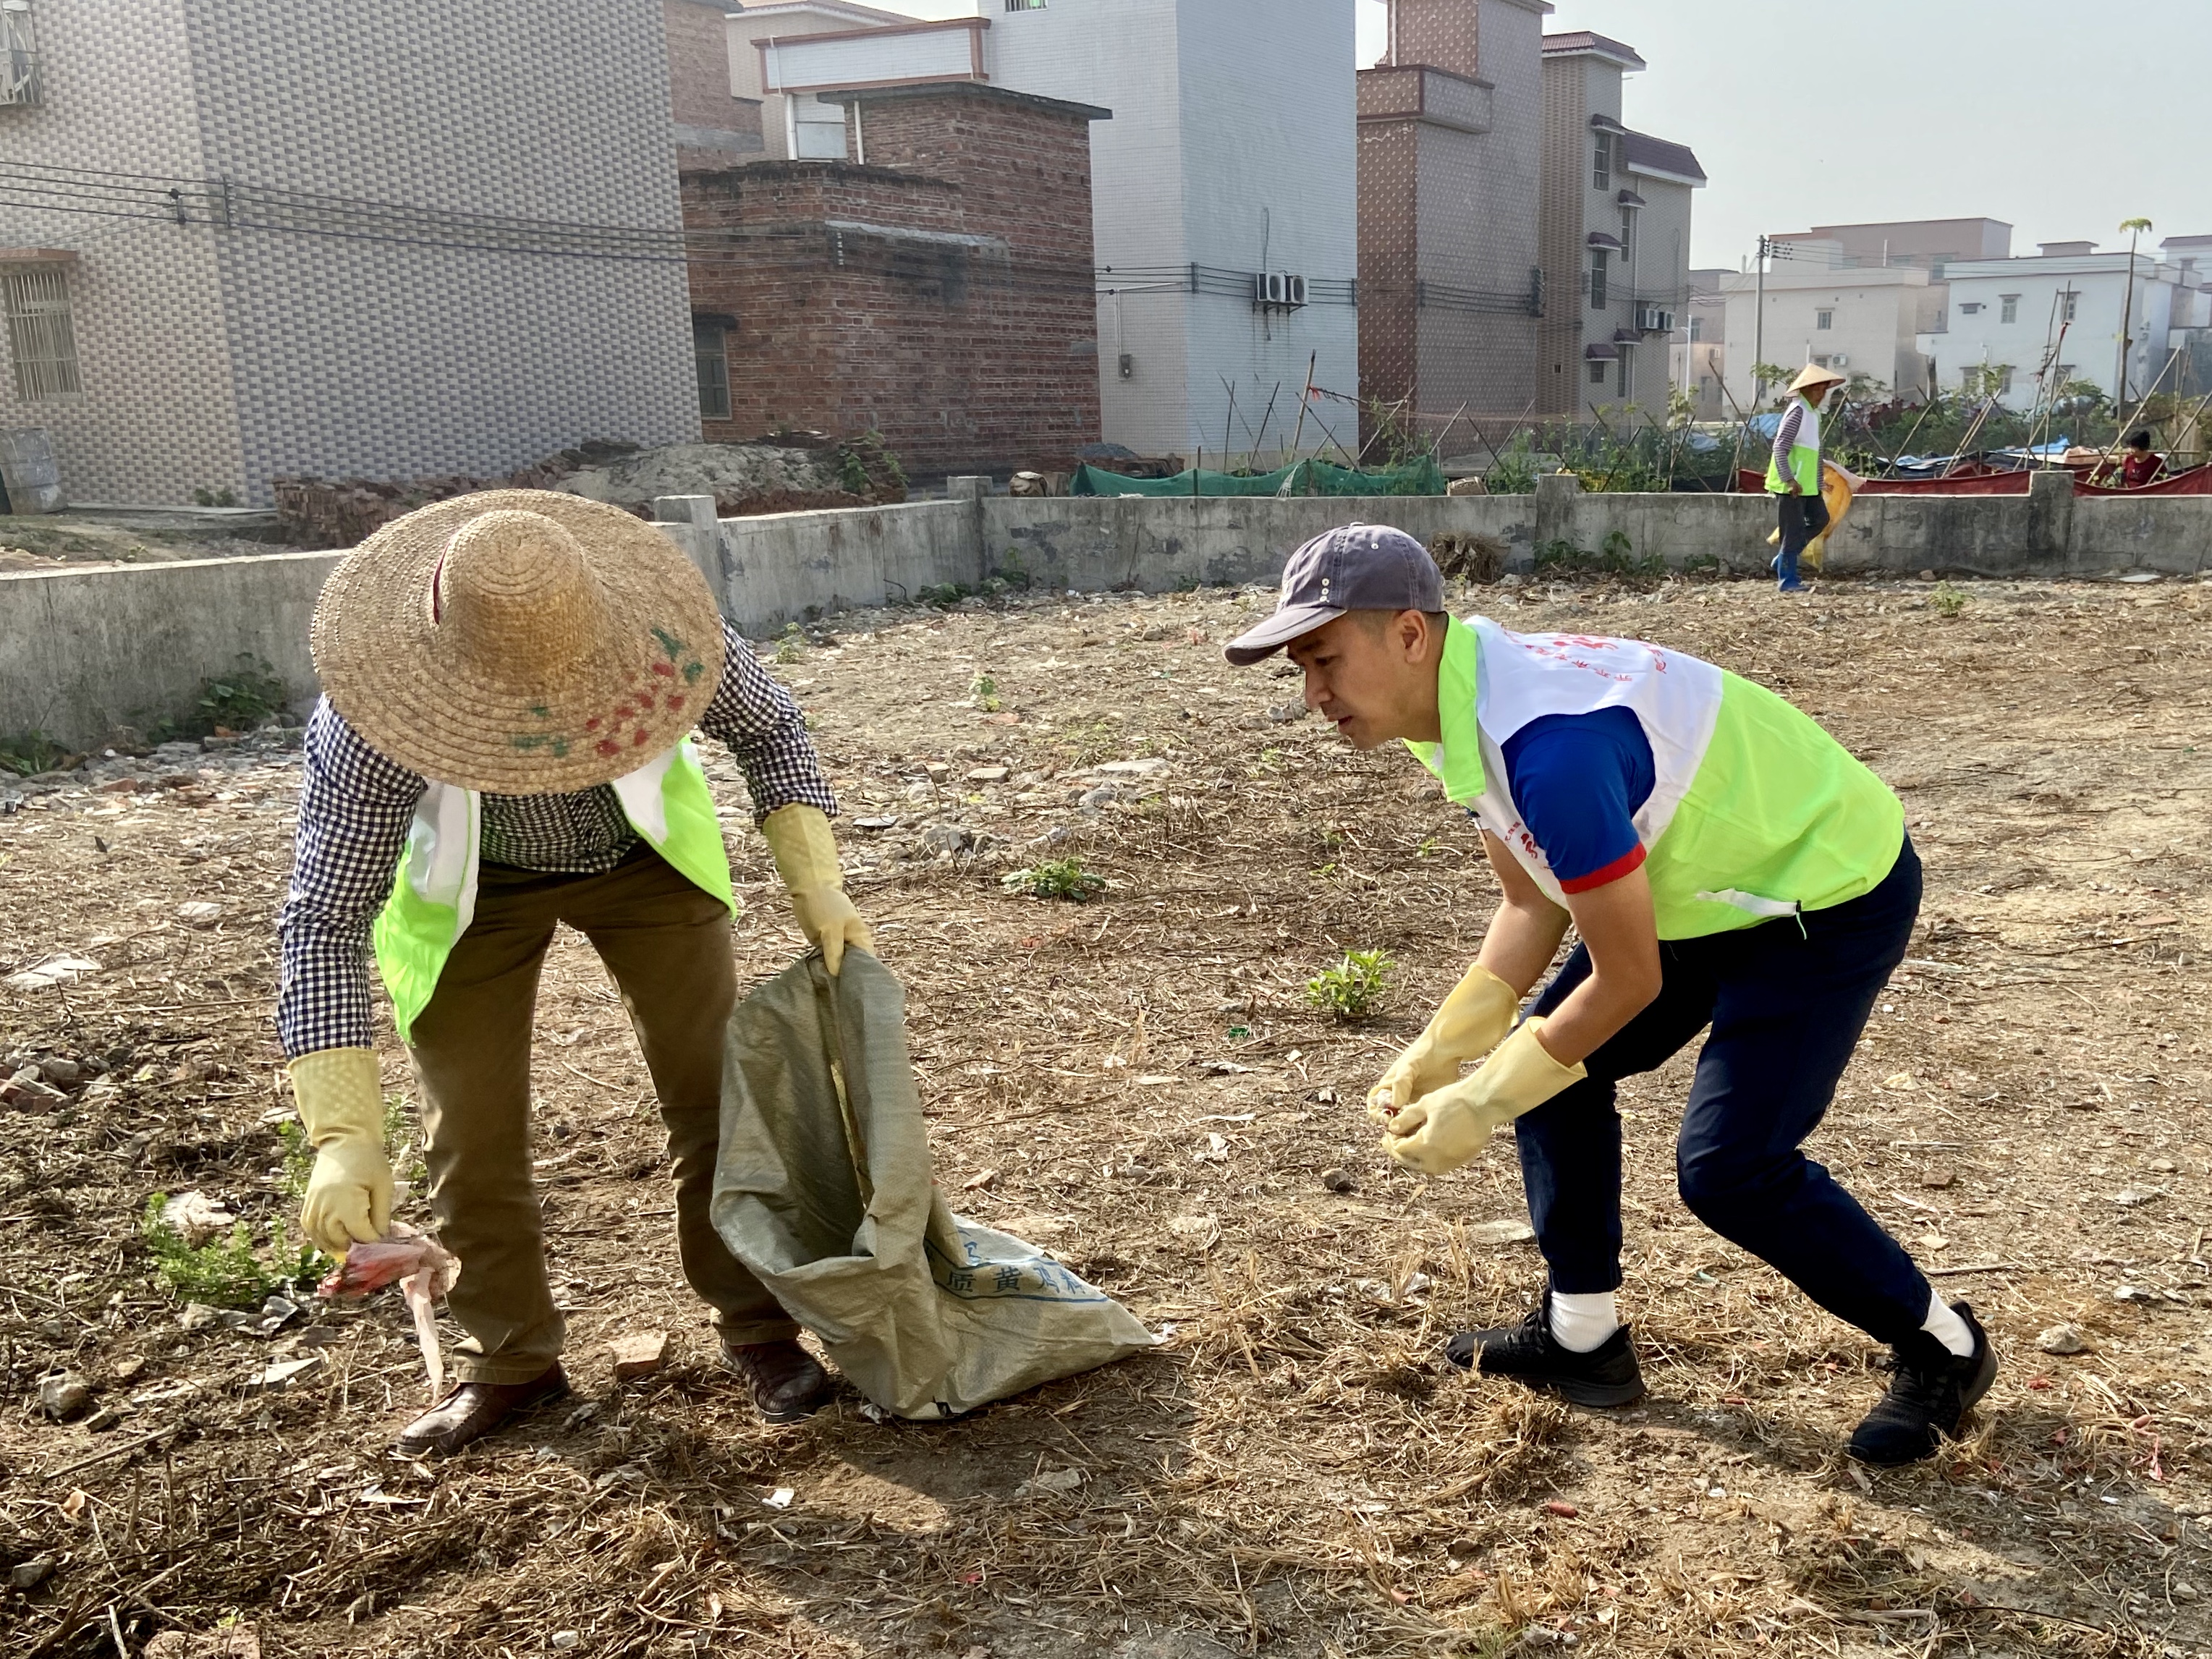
{"left": 1394, "top": 608, "right": 1428, "bottom": 661}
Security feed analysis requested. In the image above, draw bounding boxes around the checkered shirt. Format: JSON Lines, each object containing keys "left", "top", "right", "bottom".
{"left": 277, "top": 619, "right": 835, "bottom": 1058}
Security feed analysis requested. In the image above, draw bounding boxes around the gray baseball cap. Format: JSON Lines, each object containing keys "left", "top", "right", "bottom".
{"left": 1223, "top": 523, "right": 1444, "bottom": 666}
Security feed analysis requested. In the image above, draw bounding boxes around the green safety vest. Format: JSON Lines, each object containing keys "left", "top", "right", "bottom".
{"left": 1408, "top": 618, "right": 1902, "bottom": 940}
{"left": 1766, "top": 394, "right": 1822, "bottom": 494}
{"left": 370, "top": 741, "right": 735, "bottom": 1044}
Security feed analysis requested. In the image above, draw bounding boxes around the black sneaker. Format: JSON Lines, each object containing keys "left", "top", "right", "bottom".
{"left": 1445, "top": 1291, "right": 1644, "bottom": 1408}
{"left": 1846, "top": 1302, "right": 1997, "bottom": 1467}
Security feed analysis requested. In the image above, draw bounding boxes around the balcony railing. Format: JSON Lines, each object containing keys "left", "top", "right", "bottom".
{"left": 1, "top": 1, "right": 41, "bottom": 107}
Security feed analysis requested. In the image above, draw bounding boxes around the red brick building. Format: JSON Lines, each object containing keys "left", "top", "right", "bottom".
{"left": 664, "top": 0, "right": 764, "bottom": 171}
{"left": 681, "top": 81, "right": 1108, "bottom": 478}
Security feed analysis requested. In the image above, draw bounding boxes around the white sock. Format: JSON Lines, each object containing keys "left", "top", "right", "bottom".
{"left": 1921, "top": 1289, "right": 1975, "bottom": 1359}
{"left": 1549, "top": 1290, "right": 1620, "bottom": 1354}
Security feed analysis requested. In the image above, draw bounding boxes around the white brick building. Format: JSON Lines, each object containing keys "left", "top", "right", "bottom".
{"left": 0, "top": 0, "right": 700, "bottom": 506}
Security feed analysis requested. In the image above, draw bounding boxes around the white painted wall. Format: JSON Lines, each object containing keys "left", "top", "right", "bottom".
{"left": 1720, "top": 263, "right": 1929, "bottom": 408}
{"left": 992, "top": 0, "right": 1358, "bottom": 463}
{"left": 1928, "top": 255, "right": 2183, "bottom": 410}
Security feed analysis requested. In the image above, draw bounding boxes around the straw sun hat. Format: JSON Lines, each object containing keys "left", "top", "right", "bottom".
{"left": 1789, "top": 362, "right": 1849, "bottom": 395}
{"left": 310, "top": 489, "right": 726, "bottom": 794}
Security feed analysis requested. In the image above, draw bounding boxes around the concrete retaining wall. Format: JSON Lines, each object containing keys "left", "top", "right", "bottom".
{"left": 7, "top": 484, "right": 2209, "bottom": 749}
{"left": 0, "top": 551, "right": 342, "bottom": 749}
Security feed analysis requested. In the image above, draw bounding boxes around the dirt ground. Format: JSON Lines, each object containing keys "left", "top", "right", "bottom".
{"left": 4, "top": 567, "right": 2211, "bottom": 1659}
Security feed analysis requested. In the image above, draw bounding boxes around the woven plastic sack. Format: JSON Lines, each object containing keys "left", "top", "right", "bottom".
{"left": 710, "top": 953, "right": 1157, "bottom": 1419}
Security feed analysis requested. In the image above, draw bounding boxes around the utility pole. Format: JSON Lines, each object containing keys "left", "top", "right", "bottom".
{"left": 2117, "top": 216, "right": 2153, "bottom": 408}
{"left": 1752, "top": 235, "right": 1771, "bottom": 409}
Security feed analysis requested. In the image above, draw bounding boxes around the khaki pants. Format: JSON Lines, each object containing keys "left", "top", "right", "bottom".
{"left": 407, "top": 847, "right": 797, "bottom": 1384}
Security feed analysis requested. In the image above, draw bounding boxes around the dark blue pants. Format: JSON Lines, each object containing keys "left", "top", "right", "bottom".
{"left": 1514, "top": 839, "right": 1929, "bottom": 1345}
{"left": 1774, "top": 491, "right": 1830, "bottom": 585}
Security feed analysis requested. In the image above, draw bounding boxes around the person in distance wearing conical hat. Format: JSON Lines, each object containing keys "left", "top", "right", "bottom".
{"left": 279, "top": 491, "right": 873, "bottom": 1454}
{"left": 1767, "top": 362, "right": 1847, "bottom": 594}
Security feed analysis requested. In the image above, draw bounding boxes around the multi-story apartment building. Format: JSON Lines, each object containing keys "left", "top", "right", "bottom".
{"left": 1925, "top": 239, "right": 2206, "bottom": 411}
{"left": 752, "top": 0, "right": 1360, "bottom": 466}
{"left": 1355, "top": 0, "right": 1551, "bottom": 438}
{"left": 1537, "top": 32, "right": 1705, "bottom": 422}
{"left": 1720, "top": 249, "right": 1934, "bottom": 410}
{"left": 0, "top": 0, "right": 702, "bottom": 505}
{"left": 1671, "top": 268, "right": 1728, "bottom": 419}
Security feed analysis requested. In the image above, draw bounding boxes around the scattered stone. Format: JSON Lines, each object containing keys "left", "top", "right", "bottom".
{"left": 84, "top": 1406, "right": 124, "bottom": 1433}
{"left": 1321, "top": 1167, "right": 1356, "bottom": 1194}
{"left": 1097, "top": 758, "right": 1168, "bottom": 776}
{"left": 1920, "top": 1166, "right": 1957, "bottom": 1189}
{"left": 111, "top": 1355, "right": 147, "bottom": 1385}
{"left": 551, "top": 1635, "right": 582, "bottom": 1652}
{"left": 253, "top": 1295, "right": 301, "bottom": 1337}
{"left": 609, "top": 1330, "right": 670, "bottom": 1381}
{"left": 178, "top": 1302, "right": 224, "bottom": 1331}
{"left": 1015, "top": 1466, "right": 1085, "bottom": 1497}
{"left": 1166, "top": 1213, "right": 1219, "bottom": 1240}
{"left": 96, "top": 776, "right": 142, "bottom": 794}
{"left": 915, "top": 823, "right": 972, "bottom": 856}
{"left": 2037, "top": 1323, "right": 2089, "bottom": 1355}
{"left": 38, "top": 1372, "right": 92, "bottom": 1420}
{"left": 965, "top": 765, "right": 1009, "bottom": 784}
{"left": 1466, "top": 1218, "right": 1537, "bottom": 1247}
{"left": 38, "top": 1055, "right": 84, "bottom": 1088}
{"left": 9, "top": 1556, "right": 54, "bottom": 1590}
{"left": 175, "top": 901, "right": 225, "bottom": 928}
{"left": 852, "top": 815, "right": 899, "bottom": 831}
{"left": 1078, "top": 785, "right": 1119, "bottom": 810}
{"left": 1026, "top": 826, "right": 1073, "bottom": 849}
{"left": 2, "top": 1074, "right": 67, "bottom": 1110}
{"left": 1266, "top": 701, "right": 1307, "bottom": 724}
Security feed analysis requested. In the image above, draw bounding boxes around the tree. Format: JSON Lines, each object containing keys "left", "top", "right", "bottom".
{"left": 2118, "top": 216, "right": 2154, "bottom": 405}
{"left": 1750, "top": 363, "right": 1798, "bottom": 407}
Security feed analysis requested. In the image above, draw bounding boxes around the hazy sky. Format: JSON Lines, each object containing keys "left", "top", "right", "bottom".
{"left": 849, "top": 0, "right": 2207, "bottom": 269}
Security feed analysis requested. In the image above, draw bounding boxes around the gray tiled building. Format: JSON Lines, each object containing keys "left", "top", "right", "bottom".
{"left": 0, "top": 0, "right": 700, "bottom": 506}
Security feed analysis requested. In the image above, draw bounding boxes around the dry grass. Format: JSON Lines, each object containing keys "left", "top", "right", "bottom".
{"left": 4, "top": 568, "right": 2211, "bottom": 1657}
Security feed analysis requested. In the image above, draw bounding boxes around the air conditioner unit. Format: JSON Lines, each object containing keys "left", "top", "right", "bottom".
{"left": 1634, "top": 305, "right": 1675, "bottom": 334}
{"left": 1255, "top": 272, "right": 1288, "bottom": 307}
{"left": 1285, "top": 273, "right": 1308, "bottom": 307}
{"left": 1828, "top": 353, "right": 1849, "bottom": 368}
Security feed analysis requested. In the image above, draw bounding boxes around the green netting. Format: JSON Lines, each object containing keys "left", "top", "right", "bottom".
{"left": 1069, "top": 457, "right": 1446, "bottom": 498}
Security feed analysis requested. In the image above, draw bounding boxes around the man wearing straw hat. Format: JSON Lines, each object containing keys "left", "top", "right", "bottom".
{"left": 278, "top": 490, "right": 872, "bottom": 1454}
{"left": 1768, "top": 362, "right": 1847, "bottom": 593}
{"left": 1222, "top": 525, "right": 1998, "bottom": 1466}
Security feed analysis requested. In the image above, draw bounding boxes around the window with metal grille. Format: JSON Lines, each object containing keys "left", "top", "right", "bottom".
{"left": 1589, "top": 360, "right": 1606, "bottom": 385}
{"left": 1619, "top": 211, "right": 1632, "bottom": 263}
{"left": 1588, "top": 250, "right": 1608, "bottom": 310}
{"left": 0, "top": 0, "right": 38, "bottom": 107}
{"left": 1005, "top": 0, "right": 1046, "bottom": 9}
{"left": 1592, "top": 135, "right": 1610, "bottom": 190}
{"left": 2, "top": 267, "right": 81, "bottom": 401}
{"left": 2060, "top": 290, "right": 2079, "bottom": 322}
{"left": 1999, "top": 294, "right": 2019, "bottom": 323}
{"left": 692, "top": 318, "right": 729, "bottom": 420}
{"left": 1816, "top": 308, "right": 1833, "bottom": 330}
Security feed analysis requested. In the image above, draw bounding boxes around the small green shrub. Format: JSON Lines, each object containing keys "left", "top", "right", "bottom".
{"left": 156, "top": 654, "right": 289, "bottom": 741}
{"left": 142, "top": 1194, "right": 318, "bottom": 1307}
{"left": 191, "top": 486, "right": 240, "bottom": 508}
{"left": 1307, "top": 949, "right": 1394, "bottom": 1020}
{"left": 969, "top": 674, "right": 1002, "bottom": 713}
{"left": 1001, "top": 858, "right": 1105, "bottom": 902}
{"left": 774, "top": 623, "right": 807, "bottom": 665}
{"left": 1932, "top": 581, "right": 1967, "bottom": 619}
{"left": 0, "top": 731, "right": 74, "bottom": 777}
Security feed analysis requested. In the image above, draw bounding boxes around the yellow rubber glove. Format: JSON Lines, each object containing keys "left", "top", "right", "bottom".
{"left": 1381, "top": 1017, "right": 1586, "bottom": 1176}
{"left": 288, "top": 1047, "right": 393, "bottom": 1255}
{"left": 1366, "top": 962, "right": 1520, "bottom": 1124}
{"left": 760, "top": 803, "right": 875, "bottom": 975}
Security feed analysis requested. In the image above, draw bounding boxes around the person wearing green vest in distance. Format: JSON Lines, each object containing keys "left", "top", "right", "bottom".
{"left": 277, "top": 491, "right": 873, "bottom": 1455}
{"left": 1769, "top": 362, "right": 1847, "bottom": 593}
{"left": 1224, "top": 525, "right": 1997, "bottom": 1465}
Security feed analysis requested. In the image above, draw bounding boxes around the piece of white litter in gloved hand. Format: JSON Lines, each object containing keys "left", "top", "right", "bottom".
{"left": 316, "top": 1221, "right": 462, "bottom": 1401}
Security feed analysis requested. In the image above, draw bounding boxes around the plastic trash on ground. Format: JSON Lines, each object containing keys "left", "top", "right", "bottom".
{"left": 318, "top": 1221, "right": 462, "bottom": 1401}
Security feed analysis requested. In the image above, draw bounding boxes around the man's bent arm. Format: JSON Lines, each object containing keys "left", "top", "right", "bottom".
{"left": 1475, "top": 831, "right": 1572, "bottom": 994}
{"left": 1537, "top": 867, "right": 1663, "bottom": 1066}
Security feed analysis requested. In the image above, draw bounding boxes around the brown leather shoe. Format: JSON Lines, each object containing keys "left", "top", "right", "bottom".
{"left": 721, "top": 1337, "right": 833, "bottom": 1423}
{"left": 394, "top": 1364, "right": 569, "bottom": 1457}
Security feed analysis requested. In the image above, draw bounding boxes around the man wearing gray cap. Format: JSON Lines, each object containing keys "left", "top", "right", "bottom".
{"left": 1224, "top": 525, "right": 1995, "bottom": 1466}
